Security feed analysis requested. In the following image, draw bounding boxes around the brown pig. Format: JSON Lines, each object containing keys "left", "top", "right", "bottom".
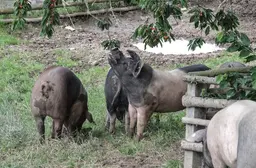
{"left": 31, "top": 66, "right": 95, "bottom": 143}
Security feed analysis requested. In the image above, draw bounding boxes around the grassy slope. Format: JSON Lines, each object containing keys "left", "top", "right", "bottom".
{"left": 0, "top": 24, "right": 244, "bottom": 168}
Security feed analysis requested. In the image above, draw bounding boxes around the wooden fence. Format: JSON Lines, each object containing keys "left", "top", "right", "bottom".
{"left": 181, "top": 66, "right": 252, "bottom": 168}
{"left": 0, "top": 0, "right": 140, "bottom": 23}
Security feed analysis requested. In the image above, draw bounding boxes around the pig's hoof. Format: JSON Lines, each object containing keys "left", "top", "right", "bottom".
{"left": 105, "top": 123, "right": 110, "bottom": 130}
{"left": 128, "top": 131, "right": 134, "bottom": 138}
{"left": 136, "top": 134, "right": 143, "bottom": 142}
{"left": 109, "top": 129, "right": 115, "bottom": 134}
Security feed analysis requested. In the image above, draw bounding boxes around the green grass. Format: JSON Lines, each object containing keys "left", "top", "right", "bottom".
{"left": 163, "top": 160, "right": 183, "bottom": 168}
{"left": 0, "top": 24, "right": 19, "bottom": 46}
{"left": 165, "top": 51, "right": 244, "bottom": 70}
{"left": 0, "top": 50, "right": 187, "bottom": 167}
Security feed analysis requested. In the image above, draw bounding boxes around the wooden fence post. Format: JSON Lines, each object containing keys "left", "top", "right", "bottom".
{"left": 182, "top": 70, "right": 248, "bottom": 167}
{"left": 183, "top": 83, "right": 206, "bottom": 168}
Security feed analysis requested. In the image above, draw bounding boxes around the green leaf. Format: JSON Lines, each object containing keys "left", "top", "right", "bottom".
{"left": 216, "top": 74, "right": 225, "bottom": 83}
{"left": 187, "top": 37, "right": 205, "bottom": 51}
{"left": 226, "top": 89, "right": 236, "bottom": 99}
{"left": 227, "top": 43, "right": 240, "bottom": 52}
{"left": 239, "top": 48, "right": 251, "bottom": 57}
{"left": 240, "top": 33, "right": 250, "bottom": 46}
{"left": 245, "top": 55, "right": 256, "bottom": 62}
{"left": 188, "top": 7, "right": 199, "bottom": 14}
{"left": 251, "top": 68, "right": 256, "bottom": 89}
{"left": 194, "top": 21, "right": 199, "bottom": 28}
{"left": 226, "top": 32, "right": 236, "bottom": 43}
{"left": 216, "top": 31, "right": 224, "bottom": 42}
{"left": 189, "top": 15, "right": 197, "bottom": 22}
{"left": 205, "top": 26, "right": 210, "bottom": 35}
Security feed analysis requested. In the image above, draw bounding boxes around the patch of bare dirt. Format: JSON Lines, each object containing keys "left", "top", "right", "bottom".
{"left": 8, "top": 7, "right": 256, "bottom": 71}
{"left": 190, "top": 0, "right": 256, "bottom": 17}
{"left": 97, "top": 141, "right": 183, "bottom": 168}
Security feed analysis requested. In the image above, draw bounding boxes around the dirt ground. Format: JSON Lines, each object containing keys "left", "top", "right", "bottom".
{"left": 98, "top": 141, "right": 183, "bottom": 168}
{"left": 7, "top": 1, "right": 256, "bottom": 72}
{"left": 3, "top": 1, "right": 256, "bottom": 167}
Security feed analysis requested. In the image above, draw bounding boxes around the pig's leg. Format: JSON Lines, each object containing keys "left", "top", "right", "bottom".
{"left": 128, "top": 104, "right": 137, "bottom": 138}
{"left": 35, "top": 116, "right": 45, "bottom": 144}
{"left": 136, "top": 107, "right": 153, "bottom": 141}
{"left": 125, "top": 110, "right": 130, "bottom": 134}
{"left": 52, "top": 119, "right": 64, "bottom": 139}
{"left": 51, "top": 120, "right": 55, "bottom": 138}
{"left": 211, "top": 156, "right": 226, "bottom": 168}
{"left": 109, "top": 113, "right": 117, "bottom": 134}
{"left": 105, "top": 111, "right": 110, "bottom": 131}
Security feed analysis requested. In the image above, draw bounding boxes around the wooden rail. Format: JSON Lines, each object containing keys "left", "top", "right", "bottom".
{"left": 0, "top": 0, "right": 118, "bottom": 15}
{"left": 181, "top": 140, "right": 203, "bottom": 153}
{"left": 182, "top": 117, "right": 210, "bottom": 126}
{"left": 0, "top": 6, "right": 140, "bottom": 23}
{"left": 182, "top": 95, "right": 237, "bottom": 109}
{"left": 184, "top": 75, "right": 217, "bottom": 84}
{"left": 188, "top": 66, "right": 252, "bottom": 77}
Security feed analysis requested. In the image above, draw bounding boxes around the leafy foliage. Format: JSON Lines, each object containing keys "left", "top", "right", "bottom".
{"left": 191, "top": 8, "right": 256, "bottom": 101}
{"left": 133, "top": 0, "right": 186, "bottom": 49}
{"left": 12, "top": 0, "right": 32, "bottom": 30}
{"left": 188, "top": 37, "right": 205, "bottom": 51}
{"left": 97, "top": 17, "right": 120, "bottom": 50}
{"left": 131, "top": 2, "right": 256, "bottom": 63}
{"left": 97, "top": 17, "right": 112, "bottom": 31}
{"left": 187, "top": 7, "right": 255, "bottom": 59}
{"left": 40, "top": 0, "right": 60, "bottom": 38}
{"left": 202, "top": 72, "right": 256, "bottom": 101}
{"left": 188, "top": 7, "right": 217, "bottom": 32}
{"left": 101, "top": 39, "right": 121, "bottom": 50}
{"left": 133, "top": 23, "right": 175, "bottom": 49}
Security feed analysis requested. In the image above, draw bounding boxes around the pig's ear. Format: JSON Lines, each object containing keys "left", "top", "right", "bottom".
{"left": 127, "top": 50, "right": 144, "bottom": 78}
{"left": 127, "top": 50, "right": 140, "bottom": 61}
{"left": 132, "top": 60, "right": 144, "bottom": 78}
{"left": 186, "top": 128, "right": 206, "bottom": 143}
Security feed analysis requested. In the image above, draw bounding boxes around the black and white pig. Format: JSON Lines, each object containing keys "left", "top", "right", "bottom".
{"left": 108, "top": 48, "right": 210, "bottom": 141}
